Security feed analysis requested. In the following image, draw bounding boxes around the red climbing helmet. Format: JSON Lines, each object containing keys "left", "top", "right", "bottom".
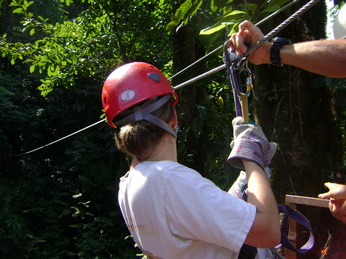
{"left": 102, "top": 62, "right": 178, "bottom": 128}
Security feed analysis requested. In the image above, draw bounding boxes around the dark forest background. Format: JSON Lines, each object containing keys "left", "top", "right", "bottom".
{"left": 1, "top": 0, "right": 345, "bottom": 257}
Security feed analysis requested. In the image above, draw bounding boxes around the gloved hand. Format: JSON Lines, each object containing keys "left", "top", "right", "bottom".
{"left": 227, "top": 117, "right": 270, "bottom": 170}
{"left": 229, "top": 117, "right": 278, "bottom": 198}
{"left": 229, "top": 143, "right": 277, "bottom": 198}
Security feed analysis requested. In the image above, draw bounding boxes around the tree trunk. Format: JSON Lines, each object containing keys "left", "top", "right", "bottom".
{"left": 171, "top": 18, "right": 210, "bottom": 174}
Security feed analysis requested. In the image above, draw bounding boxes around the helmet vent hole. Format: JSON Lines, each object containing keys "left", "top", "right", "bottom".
{"left": 148, "top": 73, "right": 161, "bottom": 82}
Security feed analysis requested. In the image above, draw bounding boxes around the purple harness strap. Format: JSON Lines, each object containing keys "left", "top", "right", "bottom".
{"left": 229, "top": 65, "right": 244, "bottom": 117}
{"left": 242, "top": 192, "right": 315, "bottom": 254}
{"left": 278, "top": 204, "right": 315, "bottom": 253}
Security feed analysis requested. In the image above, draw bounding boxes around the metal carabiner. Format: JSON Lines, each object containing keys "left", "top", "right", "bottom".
{"left": 245, "top": 65, "right": 253, "bottom": 97}
{"left": 223, "top": 49, "right": 248, "bottom": 123}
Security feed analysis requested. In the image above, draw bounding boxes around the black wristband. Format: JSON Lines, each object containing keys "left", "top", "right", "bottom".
{"left": 270, "top": 37, "right": 292, "bottom": 67}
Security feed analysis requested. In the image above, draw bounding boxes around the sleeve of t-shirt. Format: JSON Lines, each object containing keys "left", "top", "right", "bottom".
{"left": 164, "top": 166, "right": 256, "bottom": 253}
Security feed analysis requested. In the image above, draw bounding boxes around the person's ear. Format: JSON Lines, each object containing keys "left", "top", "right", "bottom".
{"left": 170, "top": 109, "right": 178, "bottom": 129}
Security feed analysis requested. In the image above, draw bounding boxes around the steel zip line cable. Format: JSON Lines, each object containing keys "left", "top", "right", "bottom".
{"left": 174, "top": 0, "right": 320, "bottom": 90}
{"left": 168, "top": 0, "right": 300, "bottom": 82}
{"left": 11, "top": 119, "right": 106, "bottom": 157}
{"left": 11, "top": 0, "right": 319, "bottom": 157}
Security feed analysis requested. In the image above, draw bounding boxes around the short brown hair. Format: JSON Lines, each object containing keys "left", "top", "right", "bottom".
{"left": 114, "top": 96, "right": 175, "bottom": 161}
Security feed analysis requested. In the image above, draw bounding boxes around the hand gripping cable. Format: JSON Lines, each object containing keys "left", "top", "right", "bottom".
{"left": 173, "top": 0, "right": 320, "bottom": 92}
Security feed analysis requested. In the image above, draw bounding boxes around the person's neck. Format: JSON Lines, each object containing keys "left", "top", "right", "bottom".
{"left": 130, "top": 134, "right": 177, "bottom": 169}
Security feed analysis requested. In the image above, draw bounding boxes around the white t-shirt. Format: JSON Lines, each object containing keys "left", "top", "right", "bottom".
{"left": 118, "top": 160, "right": 257, "bottom": 259}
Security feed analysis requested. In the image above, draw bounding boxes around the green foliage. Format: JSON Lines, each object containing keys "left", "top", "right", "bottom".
{"left": 166, "top": 0, "right": 203, "bottom": 31}
{"left": 1, "top": 0, "right": 172, "bottom": 96}
{"left": 0, "top": 0, "right": 173, "bottom": 257}
{"left": 1, "top": 0, "right": 343, "bottom": 257}
{"left": 167, "top": 0, "right": 292, "bottom": 37}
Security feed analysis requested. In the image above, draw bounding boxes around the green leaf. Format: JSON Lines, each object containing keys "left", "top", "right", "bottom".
{"left": 220, "top": 10, "right": 246, "bottom": 20}
{"left": 244, "top": 3, "right": 258, "bottom": 13}
{"left": 200, "top": 23, "right": 226, "bottom": 35}
{"left": 223, "top": 10, "right": 246, "bottom": 17}
{"left": 211, "top": 0, "right": 233, "bottom": 12}
{"left": 261, "top": 5, "right": 280, "bottom": 14}
{"left": 12, "top": 8, "right": 23, "bottom": 14}
{"left": 217, "top": 10, "right": 246, "bottom": 24}
{"left": 166, "top": 0, "right": 203, "bottom": 31}
{"left": 30, "top": 28, "right": 35, "bottom": 35}
{"left": 261, "top": 0, "right": 291, "bottom": 13}
{"left": 29, "top": 65, "right": 35, "bottom": 73}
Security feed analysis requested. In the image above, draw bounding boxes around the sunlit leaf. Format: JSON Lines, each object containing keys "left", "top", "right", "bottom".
{"left": 13, "top": 8, "right": 23, "bottom": 14}
{"left": 200, "top": 23, "right": 226, "bottom": 35}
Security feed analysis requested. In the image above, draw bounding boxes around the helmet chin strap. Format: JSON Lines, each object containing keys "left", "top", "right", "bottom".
{"left": 114, "top": 94, "right": 177, "bottom": 138}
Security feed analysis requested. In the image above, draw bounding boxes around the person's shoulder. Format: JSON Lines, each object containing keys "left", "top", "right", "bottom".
{"left": 133, "top": 161, "right": 203, "bottom": 183}
{"left": 139, "top": 160, "right": 195, "bottom": 172}
{"left": 162, "top": 161, "right": 201, "bottom": 176}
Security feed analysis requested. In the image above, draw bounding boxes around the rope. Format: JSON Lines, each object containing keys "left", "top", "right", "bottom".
{"left": 11, "top": 0, "right": 319, "bottom": 157}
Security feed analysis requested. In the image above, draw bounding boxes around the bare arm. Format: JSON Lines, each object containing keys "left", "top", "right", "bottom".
{"left": 242, "top": 160, "right": 281, "bottom": 247}
{"left": 230, "top": 20, "right": 346, "bottom": 78}
{"left": 280, "top": 39, "right": 346, "bottom": 78}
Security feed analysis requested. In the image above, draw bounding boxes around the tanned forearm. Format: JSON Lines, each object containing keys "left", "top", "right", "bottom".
{"left": 242, "top": 160, "right": 280, "bottom": 247}
{"left": 280, "top": 39, "right": 346, "bottom": 78}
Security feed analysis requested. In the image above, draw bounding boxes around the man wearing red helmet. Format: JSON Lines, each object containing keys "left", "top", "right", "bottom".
{"left": 102, "top": 62, "right": 280, "bottom": 258}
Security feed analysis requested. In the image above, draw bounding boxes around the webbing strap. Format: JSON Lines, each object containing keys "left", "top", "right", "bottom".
{"left": 115, "top": 95, "right": 171, "bottom": 126}
{"left": 114, "top": 95, "right": 177, "bottom": 138}
{"left": 241, "top": 192, "right": 314, "bottom": 253}
{"left": 278, "top": 204, "right": 315, "bottom": 253}
{"left": 229, "top": 65, "right": 243, "bottom": 117}
{"left": 144, "top": 114, "right": 177, "bottom": 138}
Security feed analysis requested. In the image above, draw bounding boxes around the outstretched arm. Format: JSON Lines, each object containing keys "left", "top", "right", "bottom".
{"left": 229, "top": 20, "right": 346, "bottom": 78}
{"left": 280, "top": 40, "right": 346, "bottom": 78}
